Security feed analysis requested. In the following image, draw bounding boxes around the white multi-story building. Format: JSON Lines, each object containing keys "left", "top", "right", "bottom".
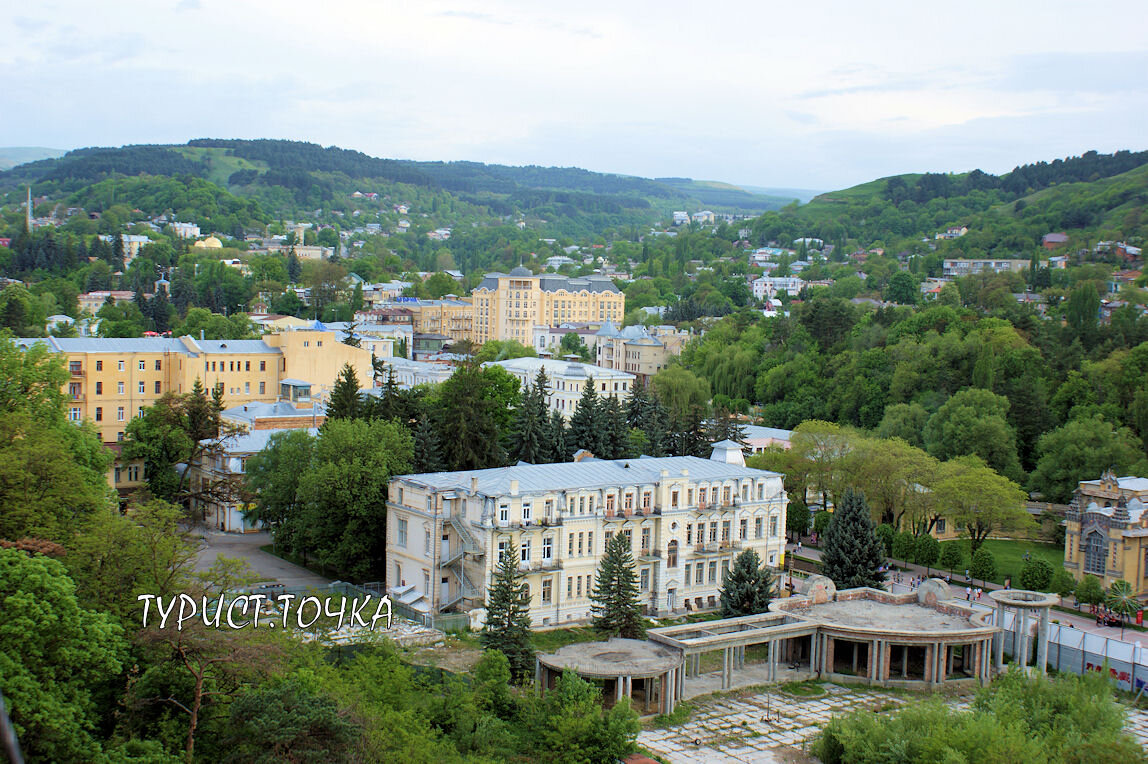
{"left": 386, "top": 443, "right": 788, "bottom": 628}
{"left": 483, "top": 356, "right": 634, "bottom": 418}
{"left": 752, "top": 276, "right": 805, "bottom": 300}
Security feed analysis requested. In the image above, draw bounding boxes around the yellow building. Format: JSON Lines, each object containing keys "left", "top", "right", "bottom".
{"left": 594, "top": 322, "right": 689, "bottom": 384}
{"left": 16, "top": 331, "right": 376, "bottom": 493}
{"left": 1063, "top": 470, "right": 1148, "bottom": 594}
{"left": 471, "top": 268, "right": 624, "bottom": 345}
{"left": 404, "top": 298, "right": 474, "bottom": 344}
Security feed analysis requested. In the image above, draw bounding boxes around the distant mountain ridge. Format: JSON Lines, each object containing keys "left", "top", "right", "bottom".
{"left": 0, "top": 146, "right": 66, "bottom": 171}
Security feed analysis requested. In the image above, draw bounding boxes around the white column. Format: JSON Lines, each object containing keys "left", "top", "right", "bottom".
{"left": 1037, "top": 608, "right": 1050, "bottom": 674}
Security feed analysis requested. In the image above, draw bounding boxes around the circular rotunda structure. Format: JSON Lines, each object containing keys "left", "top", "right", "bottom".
{"left": 536, "top": 637, "right": 686, "bottom": 715}
{"left": 986, "top": 589, "right": 1059, "bottom": 674}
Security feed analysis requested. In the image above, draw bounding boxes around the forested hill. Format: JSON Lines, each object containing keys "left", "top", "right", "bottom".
{"left": 747, "top": 149, "right": 1148, "bottom": 253}
{"left": 0, "top": 139, "right": 792, "bottom": 236}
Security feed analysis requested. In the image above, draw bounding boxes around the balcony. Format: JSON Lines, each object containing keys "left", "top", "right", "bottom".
{"left": 519, "top": 557, "right": 561, "bottom": 573}
{"left": 639, "top": 548, "right": 661, "bottom": 562}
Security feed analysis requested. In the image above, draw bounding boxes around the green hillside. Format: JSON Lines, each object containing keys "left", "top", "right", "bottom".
{"left": 0, "top": 146, "right": 66, "bottom": 171}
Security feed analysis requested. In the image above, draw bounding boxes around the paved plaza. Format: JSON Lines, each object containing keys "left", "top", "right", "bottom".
{"left": 638, "top": 681, "right": 1148, "bottom": 763}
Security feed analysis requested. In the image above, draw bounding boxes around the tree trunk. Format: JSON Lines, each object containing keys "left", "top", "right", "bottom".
{"left": 186, "top": 673, "right": 203, "bottom": 763}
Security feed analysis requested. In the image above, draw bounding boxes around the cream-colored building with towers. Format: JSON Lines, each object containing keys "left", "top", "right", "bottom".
{"left": 386, "top": 443, "right": 788, "bottom": 628}
{"left": 470, "top": 267, "right": 625, "bottom": 345}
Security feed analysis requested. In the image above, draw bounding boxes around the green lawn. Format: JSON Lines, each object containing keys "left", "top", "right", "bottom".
{"left": 938, "top": 539, "right": 1063, "bottom": 586}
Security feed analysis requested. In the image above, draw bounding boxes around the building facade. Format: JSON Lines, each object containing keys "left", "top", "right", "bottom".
{"left": 386, "top": 446, "right": 788, "bottom": 628}
{"left": 594, "top": 322, "right": 688, "bottom": 384}
{"left": 16, "top": 331, "right": 376, "bottom": 492}
{"left": 483, "top": 356, "right": 635, "bottom": 418}
{"left": 471, "top": 268, "right": 625, "bottom": 345}
{"left": 1063, "top": 470, "right": 1148, "bottom": 594}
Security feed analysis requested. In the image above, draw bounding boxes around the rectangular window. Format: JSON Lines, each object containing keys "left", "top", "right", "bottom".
{"left": 578, "top": 532, "right": 584, "bottom": 556}
{"left": 579, "top": 496, "right": 585, "bottom": 514}
{"left": 688, "top": 488, "right": 694, "bottom": 506}
{"left": 96, "top": 360, "right": 103, "bottom": 371}
{"left": 695, "top": 564, "right": 704, "bottom": 584}
{"left": 542, "top": 578, "right": 552, "bottom": 603}
{"left": 625, "top": 493, "right": 634, "bottom": 512}
{"left": 740, "top": 518, "right": 748, "bottom": 540}
{"left": 138, "top": 360, "right": 145, "bottom": 371}
{"left": 605, "top": 530, "right": 614, "bottom": 545}
{"left": 576, "top": 576, "right": 582, "bottom": 598}
{"left": 671, "top": 491, "right": 679, "bottom": 508}
{"left": 684, "top": 563, "right": 691, "bottom": 587}
{"left": 260, "top": 361, "right": 266, "bottom": 371}
{"left": 588, "top": 496, "right": 594, "bottom": 514}
{"left": 137, "top": 406, "right": 144, "bottom": 418}
{"left": 498, "top": 540, "right": 509, "bottom": 559}
{"left": 606, "top": 494, "right": 615, "bottom": 514}
{"left": 641, "top": 527, "right": 651, "bottom": 554}
{"left": 568, "top": 576, "right": 573, "bottom": 598}
{"left": 642, "top": 492, "right": 651, "bottom": 510}
{"left": 68, "top": 407, "right": 81, "bottom": 421}
{"left": 424, "top": 530, "right": 431, "bottom": 556}
{"left": 721, "top": 521, "right": 730, "bottom": 543}
{"left": 138, "top": 381, "right": 145, "bottom": 394}
{"left": 936, "top": 518, "right": 947, "bottom": 533}
{"left": 96, "top": 381, "right": 102, "bottom": 395}
{"left": 114, "top": 467, "right": 121, "bottom": 483}
{"left": 397, "top": 518, "right": 408, "bottom": 547}
{"left": 686, "top": 524, "right": 693, "bottom": 544}
{"left": 155, "top": 360, "right": 162, "bottom": 371}
{"left": 118, "top": 360, "right": 125, "bottom": 371}
{"left": 623, "top": 529, "right": 633, "bottom": 551}
{"left": 95, "top": 407, "right": 102, "bottom": 421}
{"left": 769, "top": 516, "right": 778, "bottom": 538}
{"left": 640, "top": 568, "right": 649, "bottom": 591}
{"left": 245, "top": 361, "right": 250, "bottom": 371}
{"left": 755, "top": 517, "right": 764, "bottom": 539}
{"left": 522, "top": 502, "right": 532, "bottom": 523}
{"left": 499, "top": 504, "right": 509, "bottom": 525}
{"left": 154, "top": 381, "right": 161, "bottom": 394}
{"left": 568, "top": 534, "right": 574, "bottom": 556}
{"left": 543, "top": 537, "right": 553, "bottom": 560}
{"left": 117, "top": 406, "right": 125, "bottom": 421}
{"left": 245, "top": 382, "right": 250, "bottom": 394}
{"left": 758, "top": 483, "right": 764, "bottom": 500}
{"left": 259, "top": 381, "right": 265, "bottom": 395}
{"left": 709, "top": 523, "right": 718, "bottom": 543}
{"left": 118, "top": 381, "right": 125, "bottom": 394}
{"left": 117, "top": 431, "right": 124, "bottom": 441}
{"left": 520, "top": 541, "right": 530, "bottom": 563}
{"left": 587, "top": 532, "right": 593, "bottom": 554}
{"left": 708, "top": 561, "right": 717, "bottom": 583}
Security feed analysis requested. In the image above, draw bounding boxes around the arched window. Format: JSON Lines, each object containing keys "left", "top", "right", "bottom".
{"left": 1084, "top": 530, "right": 1106, "bottom": 575}
{"left": 667, "top": 540, "right": 679, "bottom": 568}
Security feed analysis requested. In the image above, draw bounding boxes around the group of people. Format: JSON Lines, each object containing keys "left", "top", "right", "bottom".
{"left": 964, "top": 586, "right": 985, "bottom": 601}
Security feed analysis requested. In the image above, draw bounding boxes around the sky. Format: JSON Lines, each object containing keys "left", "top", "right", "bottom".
{"left": 4, "top": 0, "right": 1147, "bottom": 191}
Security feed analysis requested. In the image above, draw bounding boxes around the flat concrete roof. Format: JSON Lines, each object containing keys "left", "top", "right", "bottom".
{"left": 538, "top": 637, "right": 684, "bottom": 678}
{"left": 793, "top": 599, "right": 976, "bottom": 634}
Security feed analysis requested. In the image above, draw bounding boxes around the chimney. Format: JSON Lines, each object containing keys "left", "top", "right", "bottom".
{"left": 200, "top": 329, "right": 205, "bottom": 340}
{"left": 510, "top": 479, "right": 519, "bottom": 496}
{"left": 471, "top": 476, "right": 478, "bottom": 494}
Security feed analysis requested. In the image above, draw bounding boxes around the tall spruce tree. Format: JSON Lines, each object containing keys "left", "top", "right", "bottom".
{"left": 720, "top": 548, "right": 774, "bottom": 618}
{"left": 602, "top": 396, "right": 630, "bottom": 459}
{"left": 286, "top": 249, "right": 302, "bottom": 283}
{"left": 509, "top": 379, "right": 546, "bottom": 464}
{"left": 413, "top": 416, "right": 443, "bottom": 473}
{"left": 326, "top": 363, "right": 362, "bottom": 421}
{"left": 548, "top": 410, "right": 569, "bottom": 462}
{"left": 821, "top": 487, "right": 886, "bottom": 589}
{"left": 626, "top": 381, "right": 652, "bottom": 431}
{"left": 646, "top": 392, "right": 671, "bottom": 457}
{"left": 569, "top": 375, "right": 601, "bottom": 456}
{"left": 590, "top": 533, "right": 646, "bottom": 639}
{"left": 481, "top": 550, "right": 535, "bottom": 683}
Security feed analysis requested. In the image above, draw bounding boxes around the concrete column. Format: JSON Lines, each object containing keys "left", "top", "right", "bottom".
{"left": 1037, "top": 607, "right": 1050, "bottom": 674}
{"left": 1019, "top": 610, "right": 1030, "bottom": 668}
{"left": 616, "top": 675, "right": 624, "bottom": 701}
{"left": 825, "top": 636, "right": 835, "bottom": 676}
{"left": 924, "top": 644, "right": 933, "bottom": 683}
{"left": 535, "top": 660, "right": 542, "bottom": 695}
{"left": 901, "top": 645, "right": 908, "bottom": 678}
{"left": 994, "top": 604, "right": 1006, "bottom": 671}
{"left": 722, "top": 647, "right": 731, "bottom": 689}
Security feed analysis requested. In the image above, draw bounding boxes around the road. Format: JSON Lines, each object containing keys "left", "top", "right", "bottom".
{"left": 787, "top": 542, "right": 1139, "bottom": 638}
{"left": 194, "top": 529, "right": 332, "bottom": 588}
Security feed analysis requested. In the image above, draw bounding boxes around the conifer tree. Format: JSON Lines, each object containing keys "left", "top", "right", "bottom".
{"left": 286, "top": 249, "right": 302, "bottom": 283}
{"left": 413, "top": 416, "right": 443, "bottom": 473}
{"left": 548, "top": 410, "right": 569, "bottom": 463}
{"left": 646, "top": 392, "right": 671, "bottom": 457}
{"left": 509, "top": 379, "right": 546, "bottom": 464}
{"left": 590, "top": 533, "right": 645, "bottom": 639}
{"left": 626, "top": 381, "right": 651, "bottom": 431}
{"left": 821, "top": 487, "right": 886, "bottom": 589}
{"left": 602, "top": 396, "right": 630, "bottom": 459}
{"left": 569, "top": 375, "right": 600, "bottom": 456}
{"left": 720, "top": 548, "right": 774, "bottom": 618}
{"left": 481, "top": 550, "right": 535, "bottom": 683}
{"left": 326, "top": 363, "right": 362, "bottom": 421}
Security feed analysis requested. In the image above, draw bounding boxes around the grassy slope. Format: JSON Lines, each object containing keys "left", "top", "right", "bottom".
{"left": 175, "top": 146, "right": 268, "bottom": 187}
{"left": 938, "top": 539, "right": 1063, "bottom": 587}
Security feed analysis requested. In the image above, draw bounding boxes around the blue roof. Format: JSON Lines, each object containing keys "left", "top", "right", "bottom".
{"left": 15, "top": 337, "right": 190, "bottom": 354}
{"left": 192, "top": 339, "right": 278, "bottom": 354}
{"left": 397, "top": 455, "right": 782, "bottom": 497}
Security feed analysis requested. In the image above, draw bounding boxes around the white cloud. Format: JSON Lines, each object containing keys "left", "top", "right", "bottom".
{"left": 1, "top": 0, "right": 1146, "bottom": 188}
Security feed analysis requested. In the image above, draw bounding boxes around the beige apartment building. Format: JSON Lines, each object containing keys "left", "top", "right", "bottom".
{"left": 471, "top": 268, "right": 625, "bottom": 345}
{"left": 403, "top": 298, "right": 474, "bottom": 344}
{"left": 594, "top": 322, "right": 689, "bottom": 384}
{"left": 16, "top": 331, "right": 376, "bottom": 493}
{"left": 386, "top": 443, "right": 788, "bottom": 628}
